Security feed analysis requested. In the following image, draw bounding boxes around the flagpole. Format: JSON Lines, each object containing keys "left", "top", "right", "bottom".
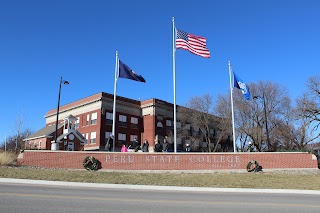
{"left": 228, "top": 61, "right": 237, "bottom": 152}
{"left": 172, "top": 17, "right": 177, "bottom": 153}
{"left": 4, "top": 134, "right": 6, "bottom": 152}
{"left": 112, "top": 51, "right": 119, "bottom": 152}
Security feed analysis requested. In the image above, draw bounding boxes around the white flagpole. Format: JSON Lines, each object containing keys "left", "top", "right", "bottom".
{"left": 4, "top": 134, "right": 7, "bottom": 152}
{"left": 172, "top": 17, "right": 177, "bottom": 153}
{"left": 228, "top": 61, "right": 237, "bottom": 152}
{"left": 112, "top": 51, "right": 119, "bottom": 152}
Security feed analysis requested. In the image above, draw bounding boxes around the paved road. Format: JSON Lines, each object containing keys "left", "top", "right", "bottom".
{"left": 1, "top": 179, "right": 320, "bottom": 213}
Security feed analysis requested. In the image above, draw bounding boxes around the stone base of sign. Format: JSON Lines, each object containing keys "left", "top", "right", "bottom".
{"left": 17, "top": 150, "right": 318, "bottom": 172}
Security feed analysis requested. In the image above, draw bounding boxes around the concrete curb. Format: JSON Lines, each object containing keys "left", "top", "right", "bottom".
{"left": 1, "top": 178, "right": 320, "bottom": 195}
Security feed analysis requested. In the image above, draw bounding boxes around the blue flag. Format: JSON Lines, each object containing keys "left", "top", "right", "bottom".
{"left": 118, "top": 60, "right": 146, "bottom": 83}
{"left": 233, "top": 71, "right": 251, "bottom": 100}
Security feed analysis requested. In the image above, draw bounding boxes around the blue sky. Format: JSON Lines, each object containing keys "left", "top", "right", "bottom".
{"left": 1, "top": 0, "right": 320, "bottom": 143}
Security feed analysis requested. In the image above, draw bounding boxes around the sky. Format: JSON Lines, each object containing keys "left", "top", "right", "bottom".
{"left": 1, "top": 0, "right": 320, "bottom": 143}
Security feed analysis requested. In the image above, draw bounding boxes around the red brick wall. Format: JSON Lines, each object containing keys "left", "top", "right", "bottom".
{"left": 142, "top": 115, "right": 156, "bottom": 147}
{"left": 17, "top": 151, "right": 318, "bottom": 171}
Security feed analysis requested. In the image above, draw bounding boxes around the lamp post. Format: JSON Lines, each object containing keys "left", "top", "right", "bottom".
{"left": 52, "top": 76, "right": 69, "bottom": 150}
{"left": 253, "top": 93, "right": 270, "bottom": 150}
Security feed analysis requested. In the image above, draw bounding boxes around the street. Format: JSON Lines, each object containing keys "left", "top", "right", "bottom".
{"left": 0, "top": 183, "right": 320, "bottom": 213}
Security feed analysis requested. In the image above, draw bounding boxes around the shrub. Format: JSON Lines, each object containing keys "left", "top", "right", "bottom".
{"left": 0, "top": 151, "right": 17, "bottom": 166}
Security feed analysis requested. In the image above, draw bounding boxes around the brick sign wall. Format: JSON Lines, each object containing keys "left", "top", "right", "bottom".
{"left": 17, "top": 150, "right": 318, "bottom": 171}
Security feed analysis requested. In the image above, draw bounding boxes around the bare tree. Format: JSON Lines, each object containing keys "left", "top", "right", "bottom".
{"left": 177, "top": 94, "right": 231, "bottom": 152}
{"left": 1, "top": 112, "right": 33, "bottom": 152}
{"left": 230, "top": 81, "right": 291, "bottom": 152}
{"left": 213, "top": 94, "right": 233, "bottom": 152}
{"left": 282, "top": 77, "right": 320, "bottom": 150}
{"left": 303, "top": 76, "right": 320, "bottom": 137}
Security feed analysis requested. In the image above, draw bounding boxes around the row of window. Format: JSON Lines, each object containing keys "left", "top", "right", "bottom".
{"left": 74, "top": 112, "right": 140, "bottom": 129}
{"left": 82, "top": 132, "right": 96, "bottom": 144}
{"left": 25, "top": 140, "right": 42, "bottom": 149}
{"left": 157, "top": 121, "right": 217, "bottom": 137}
{"left": 82, "top": 131, "right": 139, "bottom": 145}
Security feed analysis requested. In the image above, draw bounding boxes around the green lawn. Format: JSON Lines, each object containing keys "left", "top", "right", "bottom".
{"left": 1, "top": 166, "right": 320, "bottom": 190}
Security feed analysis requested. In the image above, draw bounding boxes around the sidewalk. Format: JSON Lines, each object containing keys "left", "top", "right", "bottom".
{"left": 1, "top": 178, "right": 320, "bottom": 195}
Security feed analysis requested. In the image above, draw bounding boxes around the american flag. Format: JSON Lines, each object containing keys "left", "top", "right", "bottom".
{"left": 175, "top": 29, "right": 210, "bottom": 58}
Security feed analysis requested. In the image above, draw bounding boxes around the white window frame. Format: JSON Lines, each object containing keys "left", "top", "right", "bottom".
{"left": 91, "top": 112, "right": 97, "bottom": 124}
{"left": 90, "top": 132, "right": 96, "bottom": 144}
{"left": 86, "top": 114, "right": 90, "bottom": 125}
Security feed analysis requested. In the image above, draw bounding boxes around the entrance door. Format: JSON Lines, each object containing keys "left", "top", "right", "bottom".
{"left": 68, "top": 142, "right": 74, "bottom": 151}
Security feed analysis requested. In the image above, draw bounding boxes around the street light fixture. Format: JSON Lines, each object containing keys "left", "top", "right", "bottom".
{"left": 52, "top": 76, "right": 69, "bottom": 150}
{"left": 253, "top": 94, "right": 270, "bottom": 150}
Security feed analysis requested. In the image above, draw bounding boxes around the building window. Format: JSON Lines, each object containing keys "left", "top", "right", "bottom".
{"left": 119, "top": 133, "right": 126, "bottom": 141}
{"left": 184, "top": 124, "right": 191, "bottom": 135}
{"left": 106, "top": 112, "right": 113, "bottom": 125}
{"left": 200, "top": 128, "right": 205, "bottom": 136}
{"left": 86, "top": 114, "right": 90, "bottom": 126}
{"left": 131, "top": 117, "right": 138, "bottom": 124}
{"left": 39, "top": 141, "right": 42, "bottom": 149}
{"left": 210, "top": 128, "right": 215, "bottom": 137}
{"left": 130, "top": 135, "right": 138, "bottom": 142}
{"left": 118, "top": 133, "right": 126, "bottom": 145}
{"left": 192, "top": 126, "right": 199, "bottom": 136}
{"left": 177, "top": 122, "right": 181, "bottom": 129}
{"left": 185, "top": 139, "right": 191, "bottom": 146}
{"left": 166, "top": 120, "right": 173, "bottom": 135}
{"left": 176, "top": 138, "right": 182, "bottom": 144}
{"left": 105, "top": 131, "right": 112, "bottom": 143}
{"left": 216, "top": 130, "right": 221, "bottom": 138}
{"left": 166, "top": 129, "right": 172, "bottom": 135}
{"left": 90, "top": 132, "right": 96, "bottom": 144}
{"left": 131, "top": 117, "right": 138, "bottom": 129}
{"left": 119, "top": 115, "right": 127, "bottom": 127}
{"left": 91, "top": 112, "right": 97, "bottom": 125}
{"left": 156, "top": 121, "right": 163, "bottom": 136}
{"left": 184, "top": 124, "right": 191, "bottom": 130}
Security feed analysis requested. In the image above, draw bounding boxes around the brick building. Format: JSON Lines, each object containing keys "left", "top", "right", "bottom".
{"left": 25, "top": 92, "right": 232, "bottom": 152}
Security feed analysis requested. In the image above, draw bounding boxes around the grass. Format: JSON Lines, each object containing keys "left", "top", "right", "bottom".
{"left": 0, "top": 151, "right": 16, "bottom": 166}
{"left": 1, "top": 166, "right": 320, "bottom": 190}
